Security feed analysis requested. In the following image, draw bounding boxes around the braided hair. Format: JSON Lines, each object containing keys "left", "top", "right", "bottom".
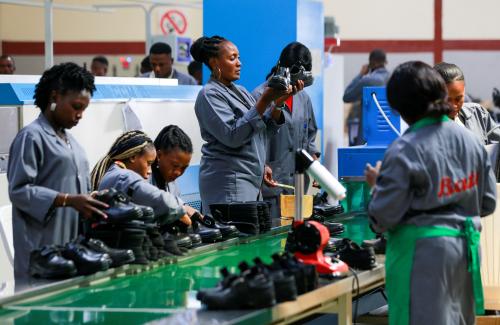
{"left": 152, "top": 125, "right": 192, "bottom": 189}
{"left": 91, "top": 130, "right": 154, "bottom": 190}
{"left": 190, "top": 36, "right": 226, "bottom": 69}
{"left": 34, "top": 62, "right": 95, "bottom": 112}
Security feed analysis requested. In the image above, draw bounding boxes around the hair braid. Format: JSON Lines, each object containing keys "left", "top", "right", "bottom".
{"left": 91, "top": 130, "right": 154, "bottom": 190}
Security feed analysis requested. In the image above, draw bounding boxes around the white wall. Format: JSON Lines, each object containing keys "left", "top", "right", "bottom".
{"left": 325, "top": 0, "right": 434, "bottom": 39}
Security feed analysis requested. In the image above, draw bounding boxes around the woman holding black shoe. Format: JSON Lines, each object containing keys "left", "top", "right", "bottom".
{"left": 190, "top": 36, "right": 293, "bottom": 214}
{"left": 8, "top": 63, "right": 108, "bottom": 278}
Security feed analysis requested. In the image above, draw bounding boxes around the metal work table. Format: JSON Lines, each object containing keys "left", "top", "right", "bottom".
{"left": 0, "top": 213, "right": 383, "bottom": 324}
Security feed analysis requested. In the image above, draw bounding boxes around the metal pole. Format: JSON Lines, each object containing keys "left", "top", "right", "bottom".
{"left": 294, "top": 173, "right": 304, "bottom": 222}
{"left": 44, "top": 0, "right": 54, "bottom": 69}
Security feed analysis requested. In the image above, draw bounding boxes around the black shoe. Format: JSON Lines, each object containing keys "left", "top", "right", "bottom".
{"left": 337, "top": 239, "right": 377, "bottom": 270}
{"left": 192, "top": 213, "right": 239, "bottom": 240}
{"left": 323, "top": 221, "right": 345, "bottom": 236}
{"left": 271, "top": 252, "right": 318, "bottom": 294}
{"left": 268, "top": 66, "right": 291, "bottom": 91}
{"left": 61, "top": 243, "right": 112, "bottom": 275}
{"left": 290, "top": 64, "right": 314, "bottom": 87}
{"left": 253, "top": 257, "right": 297, "bottom": 303}
{"left": 188, "top": 233, "right": 203, "bottom": 247}
{"left": 191, "top": 218, "right": 223, "bottom": 243}
{"left": 93, "top": 188, "right": 143, "bottom": 223}
{"left": 313, "top": 204, "right": 344, "bottom": 217}
{"left": 199, "top": 263, "right": 276, "bottom": 309}
{"left": 29, "top": 246, "right": 77, "bottom": 279}
{"left": 80, "top": 237, "right": 135, "bottom": 267}
{"left": 324, "top": 237, "right": 347, "bottom": 253}
{"left": 196, "top": 267, "right": 239, "bottom": 301}
{"left": 135, "top": 204, "right": 155, "bottom": 223}
{"left": 162, "top": 223, "right": 193, "bottom": 248}
{"left": 162, "top": 233, "right": 188, "bottom": 256}
{"left": 362, "top": 237, "right": 386, "bottom": 255}
{"left": 210, "top": 203, "right": 260, "bottom": 235}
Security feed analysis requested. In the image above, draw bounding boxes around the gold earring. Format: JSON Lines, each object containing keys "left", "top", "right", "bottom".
{"left": 214, "top": 66, "right": 222, "bottom": 80}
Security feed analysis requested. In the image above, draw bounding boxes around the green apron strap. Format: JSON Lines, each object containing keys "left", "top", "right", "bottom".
{"left": 386, "top": 218, "right": 484, "bottom": 325}
{"left": 464, "top": 218, "right": 484, "bottom": 315}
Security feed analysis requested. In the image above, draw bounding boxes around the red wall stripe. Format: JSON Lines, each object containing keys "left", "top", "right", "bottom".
{"left": 325, "top": 39, "right": 435, "bottom": 53}
{"left": 324, "top": 39, "right": 500, "bottom": 53}
{"left": 2, "top": 41, "right": 146, "bottom": 55}
{"left": 3, "top": 40, "right": 500, "bottom": 56}
{"left": 434, "top": 0, "right": 443, "bottom": 63}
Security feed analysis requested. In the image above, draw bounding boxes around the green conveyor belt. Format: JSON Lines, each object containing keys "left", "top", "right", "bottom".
{"left": 0, "top": 214, "right": 374, "bottom": 324}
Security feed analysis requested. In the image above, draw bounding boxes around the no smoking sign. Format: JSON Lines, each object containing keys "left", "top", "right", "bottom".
{"left": 160, "top": 10, "right": 187, "bottom": 35}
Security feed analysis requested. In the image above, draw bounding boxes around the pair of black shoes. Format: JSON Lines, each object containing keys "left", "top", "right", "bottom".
{"left": 89, "top": 222, "right": 149, "bottom": 265}
{"left": 29, "top": 245, "right": 77, "bottom": 279}
{"left": 192, "top": 213, "right": 240, "bottom": 241}
{"left": 197, "top": 262, "right": 276, "bottom": 309}
{"left": 270, "top": 252, "right": 318, "bottom": 295}
{"left": 309, "top": 215, "right": 345, "bottom": 237}
{"left": 75, "top": 235, "right": 135, "bottom": 267}
{"left": 172, "top": 213, "right": 223, "bottom": 244}
{"left": 336, "top": 239, "right": 377, "bottom": 270}
{"left": 312, "top": 192, "right": 344, "bottom": 217}
{"left": 210, "top": 202, "right": 270, "bottom": 235}
{"left": 29, "top": 242, "right": 112, "bottom": 279}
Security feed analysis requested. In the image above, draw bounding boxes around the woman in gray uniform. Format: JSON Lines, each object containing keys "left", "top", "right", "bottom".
{"left": 8, "top": 63, "right": 108, "bottom": 278}
{"left": 190, "top": 36, "right": 292, "bottom": 214}
{"left": 434, "top": 62, "right": 500, "bottom": 144}
{"left": 150, "top": 125, "right": 199, "bottom": 217}
{"left": 91, "top": 130, "right": 185, "bottom": 225}
{"left": 366, "top": 61, "right": 496, "bottom": 325}
{"left": 252, "top": 42, "right": 320, "bottom": 219}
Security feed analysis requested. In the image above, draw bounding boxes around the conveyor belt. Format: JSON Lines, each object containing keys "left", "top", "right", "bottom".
{"left": 0, "top": 213, "right": 378, "bottom": 324}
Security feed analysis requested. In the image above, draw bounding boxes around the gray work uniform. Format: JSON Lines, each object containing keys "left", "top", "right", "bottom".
{"left": 368, "top": 119, "right": 496, "bottom": 325}
{"left": 8, "top": 114, "right": 90, "bottom": 278}
{"left": 149, "top": 176, "right": 184, "bottom": 207}
{"left": 458, "top": 102, "right": 500, "bottom": 145}
{"left": 194, "top": 78, "right": 283, "bottom": 214}
{"left": 98, "top": 164, "right": 184, "bottom": 223}
{"left": 252, "top": 82, "right": 320, "bottom": 218}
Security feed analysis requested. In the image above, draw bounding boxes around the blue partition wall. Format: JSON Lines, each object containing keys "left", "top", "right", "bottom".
{"left": 203, "top": 0, "right": 324, "bottom": 129}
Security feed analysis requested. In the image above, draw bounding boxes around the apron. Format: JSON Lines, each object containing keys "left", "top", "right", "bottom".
{"left": 385, "top": 115, "right": 484, "bottom": 325}
{"left": 386, "top": 218, "right": 484, "bottom": 325}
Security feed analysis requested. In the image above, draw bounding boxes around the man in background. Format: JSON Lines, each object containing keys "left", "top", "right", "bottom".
{"left": 343, "top": 49, "right": 390, "bottom": 145}
{"left": 0, "top": 55, "right": 16, "bottom": 74}
{"left": 90, "top": 56, "right": 109, "bottom": 76}
{"left": 187, "top": 61, "right": 202, "bottom": 85}
{"left": 146, "top": 42, "right": 197, "bottom": 85}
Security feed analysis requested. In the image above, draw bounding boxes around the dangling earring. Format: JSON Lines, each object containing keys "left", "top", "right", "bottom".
{"left": 214, "top": 66, "right": 222, "bottom": 80}
{"left": 50, "top": 102, "right": 56, "bottom": 112}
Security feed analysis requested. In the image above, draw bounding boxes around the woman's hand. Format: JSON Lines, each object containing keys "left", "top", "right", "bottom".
{"left": 65, "top": 194, "right": 108, "bottom": 220}
{"left": 263, "top": 165, "right": 277, "bottom": 187}
{"left": 180, "top": 214, "right": 192, "bottom": 226}
{"left": 364, "top": 161, "right": 382, "bottom": 188}
{"left": 184, "top": 205, "right": 200, "bottom": 218}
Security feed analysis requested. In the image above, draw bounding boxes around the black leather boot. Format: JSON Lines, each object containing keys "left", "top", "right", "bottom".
{"left": 61, "top": 243, "right": 112, "bottom": 275}
{"left": 93, "top": 188, "right": 143, "bottom": 223}
{"left": 29, "top": 245, "right": 77, "bottom": 279}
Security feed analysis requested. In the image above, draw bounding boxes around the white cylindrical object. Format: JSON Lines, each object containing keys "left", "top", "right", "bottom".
{"left": 307, "top": 161, "right": 346, "bottom": 200}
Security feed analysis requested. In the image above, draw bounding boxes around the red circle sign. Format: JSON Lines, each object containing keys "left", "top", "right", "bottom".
{"left": 160, "top": 10, "right": 187, "bottom": 35}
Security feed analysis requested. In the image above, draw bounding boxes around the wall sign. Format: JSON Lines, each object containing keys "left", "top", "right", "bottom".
{"left": 160, "top": 10, "right": 188, "bottom": 35}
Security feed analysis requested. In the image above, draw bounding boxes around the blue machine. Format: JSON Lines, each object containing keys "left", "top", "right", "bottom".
{"left": 338, "top": 86, "right": 401, "bottom": 177}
